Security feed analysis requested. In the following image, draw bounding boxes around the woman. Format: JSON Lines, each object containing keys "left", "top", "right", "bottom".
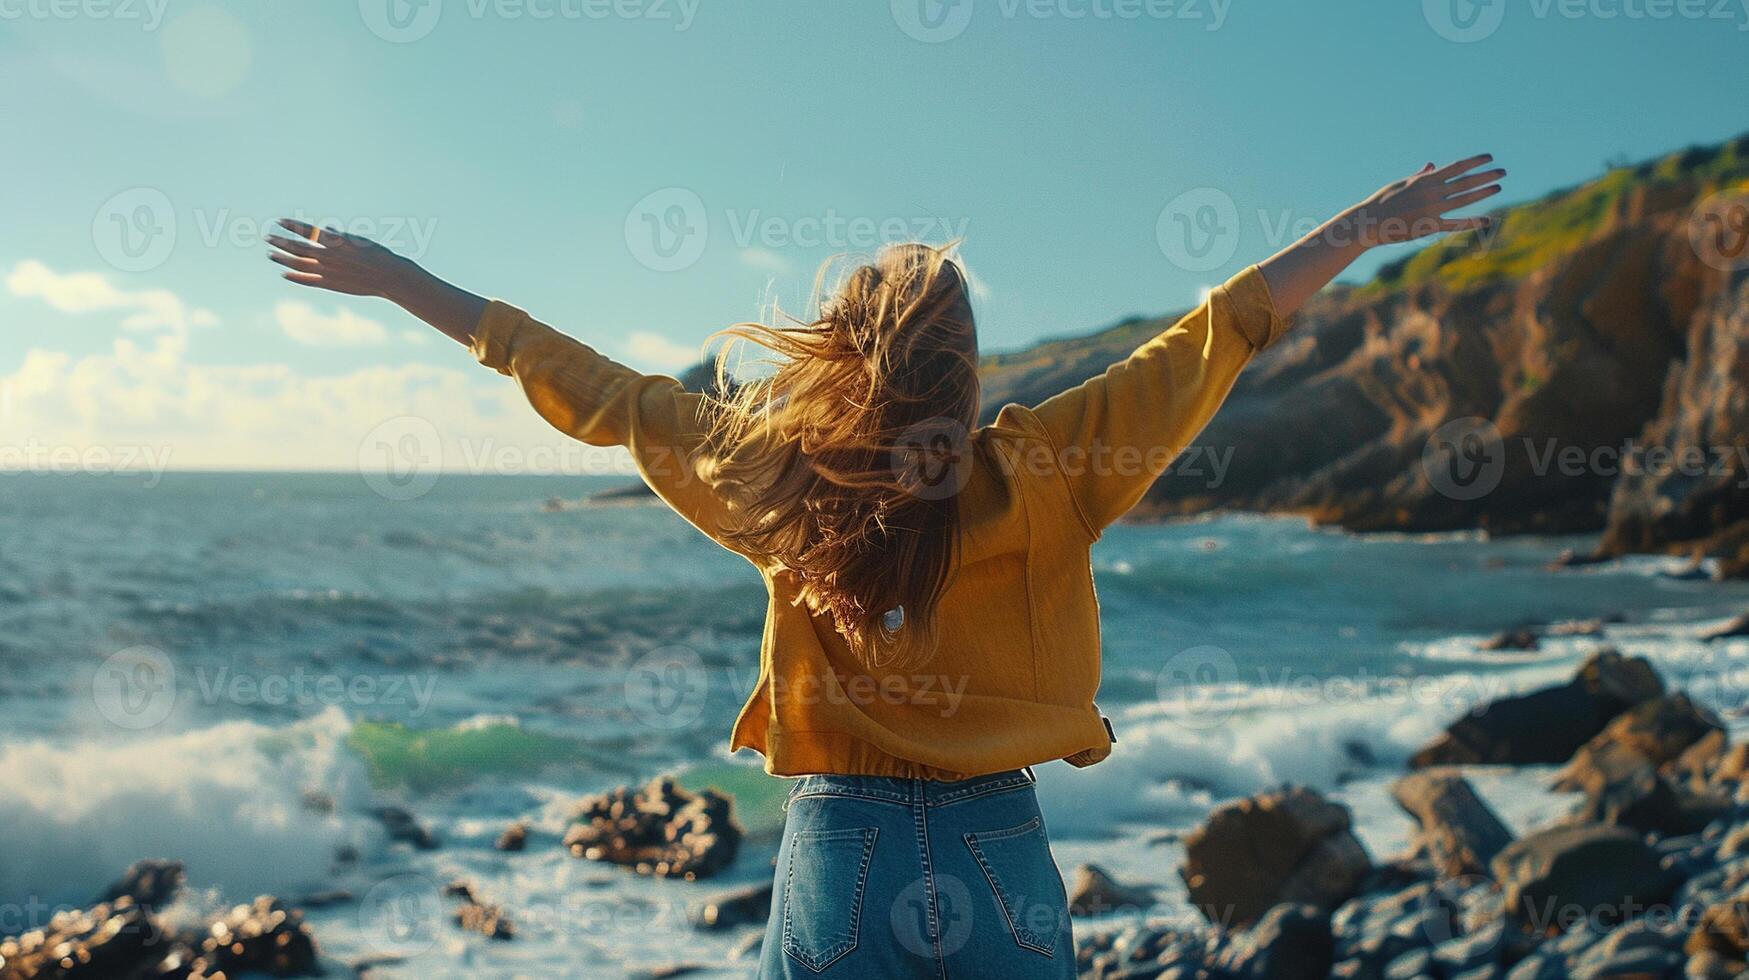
{"left": 266, "top": 155, "right": 1503, "bottom": 977}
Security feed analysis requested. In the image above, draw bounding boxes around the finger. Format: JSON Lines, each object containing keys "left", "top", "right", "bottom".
{"left": 276, "top": 218, "right": 321, "bottom": 241}
{"left": 281, "top": 270, "right": 327, "bottom": 287}
{"left": 268, "top": 250, "right": 318, "bottom": 271}
{"left": 1437, "top": 217, "right": 1493, "bottom": 234}
{"left": 1432, "top": 153, "right": 1495, "bottom": 182}
{"left": 1444, "top": 169, "right": 1507, "bottom": 195}
{"left": 1443, "top": 185, "right": 1503, "bottom": 211}
{"left": 266, "top": 234, "right": 323, "bottom": 258}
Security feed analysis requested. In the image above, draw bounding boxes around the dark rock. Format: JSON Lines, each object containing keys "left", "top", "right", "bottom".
{"left": 1564, "top": 693, "right": 1725, "bottom": 772}
{"left": 0, "top": 901, "right": 167, "bottom": 979}
{"left": 1070, "top": 864, "right": 1158, "bottom": 917}
{"left": 1480, "top": 629, "right": 1542, "bottom": 652}
{"left": 185, "top": 896, "right": 321, "bottom": 977}
{"left": 372, "top": 804, "right": 439, "bottom": 850}
{"left": 1392, "top": 769, "right": 1514, "bottom": 877}
{"left": 1701, "top": 614, "right": 1749, "bottom": 643}
{"left": 495, "top": 821, "right": 528, "bottom": 852}
{"left": 94, "top": 859, "right": 185, "bottom": 912}
{"left": 1214, "top": 903, "right": 1332, "bottom": 980}
{"left": 562, "top": 777, "right": 742, "bottom": 880}
{"left": 1180, "top": 786, "right": 1372, "bottom": 928}
{"left": 1410, "top": 650, "right": 1663, "bottom": 768}
{"left": 1491, "top": 823, "right": 1673, "bottom": 933}
{"left": 1569, "top": 945, "right": 1682, "bottom": 979}
{"left": 1383, "top": 946, "right": 1434, "bottom": 980}
{"left": 1563, "top": 738, "right": 1734, "bottom": 836}
{"left": 454, "top": 900, "right": 515, "bottom": 940}
{"left": 694, "top": 882, "right": 772, "bottom": 931}
{"left": 443, "top": 878, "right": 478, "bottom": 901}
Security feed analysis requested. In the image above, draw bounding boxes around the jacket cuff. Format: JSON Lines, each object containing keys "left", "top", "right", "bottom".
{"left": 1217, "top": 264, "right": 1288, "bottom": 352}
{"left": 471, "top": 300, "right": 527, "bottom": 374}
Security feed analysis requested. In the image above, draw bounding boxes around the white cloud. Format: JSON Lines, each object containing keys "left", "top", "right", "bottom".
{"left": 624, "top": 332, "right": 701, "bottom": 373}
{"left": 1, "top": 264, "right": 637, "bottom": 473}
{"left": 5, "top": 260, "right": 217, "bottom": 338}
{"left": 275, "top": 302, "right": 389, "bottom": 348}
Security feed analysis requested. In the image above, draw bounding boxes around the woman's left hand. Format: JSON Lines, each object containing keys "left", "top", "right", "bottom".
{"left": 266, "top": 219, "right": 417, "bottom": 298}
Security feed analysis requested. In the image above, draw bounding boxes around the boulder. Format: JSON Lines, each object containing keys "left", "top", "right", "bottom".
{"left": 1702, "top": 614, "right": 1749, "bottom": 643}
{"left": 0, "top": 902, "right": 166, "bottom": 980}
{"left": 1213, "top": 903, "right": 1333, "bottom": 980}
{"left": 562, "top": 777, "right": 742, "bottom": 880}
{"left": 495, "top": 821, "right": 528, "bottom": 852}
{"left": 94, "top": 858, "right": 186, "bottom": 912}
{"left": 1180, "top": 786, "right": 1372, "bottom": 927}
{"left": 0, "top": 883, "right": 318, "bottom": 980}
{"left": 1567, "top": 693, "right": 1726, "bottom": 771}
{"left": 1687, "top": 880, "right": 1749, "bottom": 967}
{"left": 1561, "top": 737, "right": 1733, "bottom": 836}
{"left": 694, "top": 882, "right": 773, "bottom": 931}
{"left": 1490, "top": 824, "right": 1673, "bottom": 933}
{"left": 371, "top": 804, "right": 439, "bottom": 850}
{"left": 1410, "top": 650, "right": 1663, "bottom": 768}
{"left": 1069, "top": 864, "right": 1157, "bottom": 917}
{"left": 1392, "top": 770, "right": 1514, "bottom": 878}
{"left": 186, "top": 896, "right": 321, "bottom": 976}
{"left": 1479, "top": 629, "right": 1542, "bottom": 652}
{"left": 454, "top": 900, "right": 515, "bottom": 940}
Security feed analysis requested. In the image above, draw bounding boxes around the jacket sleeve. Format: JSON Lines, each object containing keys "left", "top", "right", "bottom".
{"left": 471, "top": 300, "right": 733, "bottom": 545}
{"left": 1025, "top": 264, "right": 1287, "bottom": 535}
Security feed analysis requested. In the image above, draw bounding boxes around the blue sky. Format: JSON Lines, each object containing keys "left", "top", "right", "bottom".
{"left": 2, "top": 0, "right": 1746, "bottom": 471}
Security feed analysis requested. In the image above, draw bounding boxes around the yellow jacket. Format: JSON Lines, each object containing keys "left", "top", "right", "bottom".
{"left": 472, "top": 265, "right": 1286, "bottom": 779}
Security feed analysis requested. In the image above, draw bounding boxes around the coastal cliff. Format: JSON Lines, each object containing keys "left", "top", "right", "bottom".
{"left": 980, "top": 134, "right": 1749, "bottom": 571}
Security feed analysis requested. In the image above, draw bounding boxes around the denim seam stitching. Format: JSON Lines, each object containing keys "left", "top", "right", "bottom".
{"left": 930, "top": 777, "right": 1033, "bottom": 809}
{"left": 913, "top": 783, "right": 946, "bottom": 980}
{"left": 964, "top": 820, "right": 1055, "bottom": 957}
{"left": 781, "top": 826, "right": 880, "bottom": 973}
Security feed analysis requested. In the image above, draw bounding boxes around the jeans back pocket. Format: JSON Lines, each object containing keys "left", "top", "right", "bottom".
{"left": 782, "top": 826, "right": 879, "bottom": 972}
{"left": 963, "top": 816, "right": 1067, "bottom": 956}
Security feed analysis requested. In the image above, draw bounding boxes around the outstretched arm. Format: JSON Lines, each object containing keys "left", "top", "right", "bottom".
{"left": 264, "top": 218, "right": 736, "bottom": 544}
{"left": 1027, "top": 154, "right": 1506, "bottom": 534}
{"left": 1259, "top": 154, "right": 1503, "bottom": 315}
{"left": 267, "top": 219, "right": 487, "bottom": 344}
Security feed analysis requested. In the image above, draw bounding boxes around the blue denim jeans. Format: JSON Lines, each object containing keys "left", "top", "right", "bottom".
{"left": 758, "top": 769, "right": 1076, "bottom": 979}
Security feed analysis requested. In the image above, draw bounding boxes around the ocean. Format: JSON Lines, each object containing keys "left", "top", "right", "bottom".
{"left": 3, "top": 472, "right": 1747, "bottom": 977}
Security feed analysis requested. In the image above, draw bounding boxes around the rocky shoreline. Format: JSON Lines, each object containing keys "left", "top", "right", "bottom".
{"left": 1078, "top": 647, "right": 1749, "bottom": 980}
{"left": 7, "top": 634, "right": 1749, "bottom": 978}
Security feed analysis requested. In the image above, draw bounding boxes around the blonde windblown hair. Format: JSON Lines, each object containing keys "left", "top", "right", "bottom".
{"left": 699, "top": 243, "right": 980, "bottom": 669}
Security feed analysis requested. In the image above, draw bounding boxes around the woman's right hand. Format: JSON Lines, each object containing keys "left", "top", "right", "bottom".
{"left": 266, "top": 219, "right": 419, "bottom": 298}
